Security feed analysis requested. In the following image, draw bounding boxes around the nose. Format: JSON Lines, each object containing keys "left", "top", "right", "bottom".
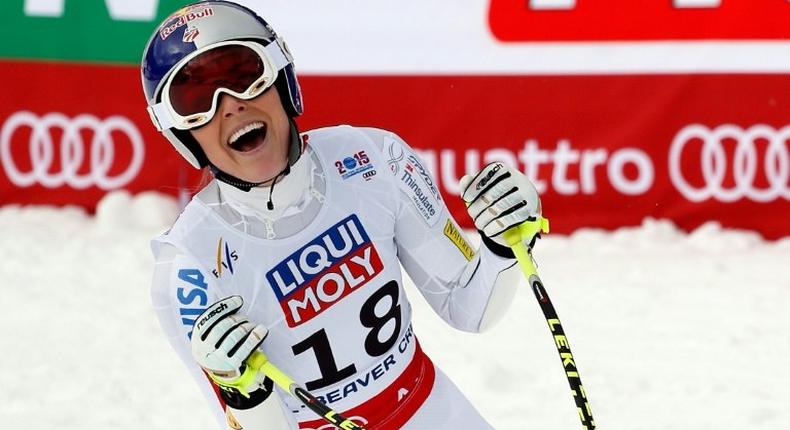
{"left": 219, "top": 93, "right": 247, "bottom": 118}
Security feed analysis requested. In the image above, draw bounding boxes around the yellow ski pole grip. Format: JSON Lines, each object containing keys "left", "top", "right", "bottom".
{"left": 240, "top": 351, "right": 299, "bottom": 396}
{"left": 253, "top": 353, "right": 297, "bottom": 395}
{"left": 502, "top": 217, "right": 550, "bottom": 277}
{"left": 207, "top": 350, "right": 273, "bottom": 398}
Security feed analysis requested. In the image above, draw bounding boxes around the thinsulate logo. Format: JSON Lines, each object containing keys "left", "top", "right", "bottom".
{"left": 489, "top": 0, "right": 790, "bottom": 42}
{"left": 0, "top": 0, "right": 189, "bottom": 63}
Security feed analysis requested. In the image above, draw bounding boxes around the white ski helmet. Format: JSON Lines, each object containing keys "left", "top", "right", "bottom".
{"left": 141, "top": 1, "right": 303, "bottom": 169}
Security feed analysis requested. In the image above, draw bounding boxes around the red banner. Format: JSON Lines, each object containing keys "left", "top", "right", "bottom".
{"left": 299, "top": 75, "right": 790, "bottom": 239}
{"left": 1, "top": 61, "right": 788, "bottom": 238}
{"left": 489, "top": 0, "right": 790, "bottom": 42}
{"left": 0, "top": 60, "right": 200, "bottom": 208}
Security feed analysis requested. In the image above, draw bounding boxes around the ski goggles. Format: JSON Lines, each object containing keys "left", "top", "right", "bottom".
{"left": 148, "top": 40, "right": 290, "bottom": 131}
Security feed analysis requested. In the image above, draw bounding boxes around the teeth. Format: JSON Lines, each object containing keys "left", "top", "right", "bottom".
{"left": 228, "top": 122, "right": 265, "bottom": 145}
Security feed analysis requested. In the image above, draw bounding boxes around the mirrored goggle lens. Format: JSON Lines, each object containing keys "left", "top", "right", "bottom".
{"left": 168, "top": 44, "right": 268, "bottom": 117}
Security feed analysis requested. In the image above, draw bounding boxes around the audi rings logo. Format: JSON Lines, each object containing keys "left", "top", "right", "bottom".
{"left": 670, "top": 124, "right": 789, "bottom": 203}
{"left": 0, "top": 111, "right": 145, "bottom": 189}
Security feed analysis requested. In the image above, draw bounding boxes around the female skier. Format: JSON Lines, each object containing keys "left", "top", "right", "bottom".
{"left": 142, "top": 2, "right": 542, "bottom": 429}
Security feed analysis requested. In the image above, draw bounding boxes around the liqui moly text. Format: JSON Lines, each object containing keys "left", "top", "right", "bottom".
{"left": 266, "top": 215, "right": 383, "bottom": 327}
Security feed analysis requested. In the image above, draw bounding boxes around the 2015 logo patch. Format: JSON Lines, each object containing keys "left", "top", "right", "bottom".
{"left": 335, "top": 150, "right": 375, "bottom": 180}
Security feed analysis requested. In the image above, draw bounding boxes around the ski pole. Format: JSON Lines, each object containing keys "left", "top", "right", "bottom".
{"left": 503, "top": 217, "right": 596, "bottom": 430}
{"left": 246, "top": 351, "right": 366, "bottom": 430}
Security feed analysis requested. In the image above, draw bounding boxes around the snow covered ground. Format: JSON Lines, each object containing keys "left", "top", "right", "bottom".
{"left": 1, "top": 191, "right": 788, "bottom": 429}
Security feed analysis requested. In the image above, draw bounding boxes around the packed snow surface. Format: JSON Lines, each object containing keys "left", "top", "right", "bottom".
{"left": 1, "top": 191, "right": 788, "bottom": 429}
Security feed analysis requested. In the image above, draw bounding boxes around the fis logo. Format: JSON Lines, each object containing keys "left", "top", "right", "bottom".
{"left": 212, "top": 238, "right": 239, "bottom": 278}
{"left": 266, "top": 215, "right": 383, "bottom": 327}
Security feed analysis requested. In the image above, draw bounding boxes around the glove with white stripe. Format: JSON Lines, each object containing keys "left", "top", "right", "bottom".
{"left": 191, "top": 295, "right": 270, "bottom": 398}
{"left": 460, "top": 162, "right": 542, "bottom": 257}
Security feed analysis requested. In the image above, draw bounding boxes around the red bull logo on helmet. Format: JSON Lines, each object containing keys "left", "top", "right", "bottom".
{"left": 159, "top": 5, "right": 214, "bottom": 40}
{"left": 266, "top": 214, "right": 383, "bottom": 327}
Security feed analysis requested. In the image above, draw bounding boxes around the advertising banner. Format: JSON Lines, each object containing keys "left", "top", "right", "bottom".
{"left": 0, "top": 61, "right": 196, "bottom": 208}
{"left": 489, "top": 0, "right": 790, "bottom": 41}
{"left": 1, "top": 0, "right": 788, "bottom": 239}
{"left": 0, "top": 0, "right": 197, "bottom": 207}
{"left": 298, "top": 74, "right": 789, "bottom": 239}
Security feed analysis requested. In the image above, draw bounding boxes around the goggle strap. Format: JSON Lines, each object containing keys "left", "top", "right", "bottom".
{"left": 149, "top": 103, "right": 174, "bottom": 130}
{"left": 265, "top": 41, "right": 290, "bottom": 72}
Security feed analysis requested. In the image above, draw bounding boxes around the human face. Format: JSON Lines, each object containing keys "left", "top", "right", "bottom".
{"left": 190, "top": 88, "right": 290, "bottom": 183}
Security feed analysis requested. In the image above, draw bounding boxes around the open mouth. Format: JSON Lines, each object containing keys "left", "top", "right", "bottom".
{"left": 228, "top": 121, "right": 267, "bottom": 153}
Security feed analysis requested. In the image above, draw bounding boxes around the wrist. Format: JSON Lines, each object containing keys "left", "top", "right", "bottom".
{"left": 206, "top": 350, "right": 269, "bottom": 397}
{"left": 479, "top": 230, "right": 516, "bottom": 259}
{"left": 218, "top": 376, "right": 274, "bottom": 410}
